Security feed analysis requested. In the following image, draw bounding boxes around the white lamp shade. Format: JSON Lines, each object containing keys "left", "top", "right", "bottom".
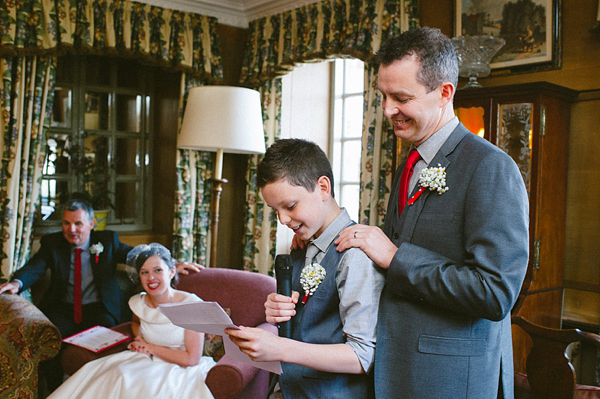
{"left": 178, "top": 86, "right": 266, "bottom": 154}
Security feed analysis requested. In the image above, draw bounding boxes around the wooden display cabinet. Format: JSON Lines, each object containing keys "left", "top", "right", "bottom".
{"left": 453, "top": 82, "right": 578, "bottom": 373}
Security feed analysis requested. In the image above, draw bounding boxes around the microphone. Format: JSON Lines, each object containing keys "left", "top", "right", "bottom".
{"left": 275, "top": 254, "right": 293, "bottom": 338}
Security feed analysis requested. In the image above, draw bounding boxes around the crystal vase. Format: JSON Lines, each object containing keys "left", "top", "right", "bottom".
{"left": 451, "top": 35, "right": 506, "bottom": 89}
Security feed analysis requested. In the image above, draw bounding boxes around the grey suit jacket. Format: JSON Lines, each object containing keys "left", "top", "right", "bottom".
{"left": 375, "top": 124, "right": 529, "bottom": 399}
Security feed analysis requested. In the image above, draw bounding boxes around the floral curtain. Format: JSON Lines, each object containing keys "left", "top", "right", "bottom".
{"left": 0, "top": 57, "right": 55, "bottom": 284}
{"left": 0, "top": 0, "right": 222, "bottom": 280}
{"left": 0, "top": 0, "right": 222, "bottom": 80}
{"left": 239, "top": 0, "right": 419, "bottom": 274}
{"left": 241, "top": 79, "right": 281, "bottom": 274}
{"left": 172, "top": 75, "right": 214, "bottom": 265}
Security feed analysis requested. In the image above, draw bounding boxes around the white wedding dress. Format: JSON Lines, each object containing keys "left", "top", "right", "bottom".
{"left": 49, "top": 292, "right": 216, "bottom": 399}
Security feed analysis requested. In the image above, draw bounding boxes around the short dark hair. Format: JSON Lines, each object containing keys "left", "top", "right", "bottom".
{"left": 63, "top": 199, "right": 94, "bottom": 221}
{"left": 377, "top": 27, "right": 458, "bottom": 92}
{"left": 257, "top": 138, "right": 335, "bottom": 198}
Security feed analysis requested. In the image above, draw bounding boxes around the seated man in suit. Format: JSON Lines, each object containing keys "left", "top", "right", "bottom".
{"left": 0, "top": 199, "right": 201, "bottom": 392}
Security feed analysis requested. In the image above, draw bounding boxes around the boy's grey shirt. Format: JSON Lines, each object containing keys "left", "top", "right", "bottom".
{"left": 303, "top": 208, "right": 385, "bottom": 372}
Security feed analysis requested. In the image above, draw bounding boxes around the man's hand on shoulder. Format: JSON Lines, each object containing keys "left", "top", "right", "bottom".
{"left": 175, "top": 261, "right": 204, "bottom": 275}
{"left": 0, "top": 281, "right": 20, "bottom": 295}
{"left": 290, "top": 234, "right": 308, "bottom": 251}
{"left": 335, "top": 224, "right": 397, "bottom": 269}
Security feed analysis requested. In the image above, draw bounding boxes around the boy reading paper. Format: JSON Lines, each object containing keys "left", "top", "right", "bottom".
{"left": 226, "top": 139, "right": 384, "bottom": 399}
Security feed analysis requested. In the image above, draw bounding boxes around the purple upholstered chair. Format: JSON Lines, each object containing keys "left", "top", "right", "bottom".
{"left": 61, "top": 268, "right": 277, "bottom": 399}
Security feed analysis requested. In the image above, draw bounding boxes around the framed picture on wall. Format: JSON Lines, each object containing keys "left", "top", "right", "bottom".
{"left": 455, "top": 0, "right": 562, "bottom": 73}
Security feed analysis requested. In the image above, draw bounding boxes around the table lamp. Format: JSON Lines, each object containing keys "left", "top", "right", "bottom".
{"left": 178, "top": 86, "right": 265, "bottom": 267}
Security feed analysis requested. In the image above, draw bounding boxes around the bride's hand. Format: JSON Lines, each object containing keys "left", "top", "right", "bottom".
{"left": 128, "top": 337, "right": 152, "bottom": 355}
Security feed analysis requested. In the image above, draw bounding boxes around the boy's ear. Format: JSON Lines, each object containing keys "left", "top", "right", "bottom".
{"left": 316, "top": 176, "right": 332, "bottom": 201}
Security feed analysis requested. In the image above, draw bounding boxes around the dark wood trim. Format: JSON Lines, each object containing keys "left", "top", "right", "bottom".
{"left": 564, "top": 279, "right": 600, "bottom": 293}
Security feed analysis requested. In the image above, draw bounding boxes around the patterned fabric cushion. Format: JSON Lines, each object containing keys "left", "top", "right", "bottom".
{"left": 0, "top": 295, "right": 61, "bottom": 398}
{"left": 202, "top": 308, "right": 230, "bottom": 361}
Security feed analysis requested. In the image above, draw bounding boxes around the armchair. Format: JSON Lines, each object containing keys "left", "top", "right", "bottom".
{"left": 513, "top": 315, "right": 600, "bottom": 399}
{"left": 0, "top": 293, "right": 61, "bottom": 399}
{"left": 61, "top": 268, "right": 277, "bottom": 399}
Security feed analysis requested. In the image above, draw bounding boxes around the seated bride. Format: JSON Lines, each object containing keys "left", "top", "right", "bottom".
{"left": 49, "top": 243, "right": 216, "bottom": 399}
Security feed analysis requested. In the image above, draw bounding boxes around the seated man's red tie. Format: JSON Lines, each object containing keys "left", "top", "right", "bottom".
{"left": 398, "top": 149, "right": 421, "bottom": 216}
{"left": 74, "top": 248, "right": 83, "bottom": 324}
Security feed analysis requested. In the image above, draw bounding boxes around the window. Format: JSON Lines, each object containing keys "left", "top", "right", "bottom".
{"left": 331, "top": 58, "right": 364, "bottom": 222}
{"left": 278, "top": 58, "right": 365, "bottom": 251}
{"left": 39, "top": 55, "right": 153, "bottom": 232}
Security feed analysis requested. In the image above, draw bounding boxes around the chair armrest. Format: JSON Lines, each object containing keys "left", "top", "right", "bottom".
{"left": 206, "top": 322, "right": 277, "bottom": 399}
{"left": 0, "top": 294, "right": 61, "bottom": 361}
{"left": 0, "top": 294, "right": 61, "bottom": 398}
{"left": 61, "top": 322, "right": 134, "bottom": 375}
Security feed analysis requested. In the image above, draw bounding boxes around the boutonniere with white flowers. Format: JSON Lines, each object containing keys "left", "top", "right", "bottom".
{"left": 407, "top": 164, "right": 449, "bottom": 206}
{"left": 89, "top": 243, "right": 104, "bottom": 262}
{"left": 300, "top": 263, "right": 326, "bottom": 304}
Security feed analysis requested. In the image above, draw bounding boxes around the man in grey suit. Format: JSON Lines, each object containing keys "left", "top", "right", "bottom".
{"left": 335, "top": 27, "right": 529, "bottom": 398}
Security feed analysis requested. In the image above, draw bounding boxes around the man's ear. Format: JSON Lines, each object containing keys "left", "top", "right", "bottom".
{"left": 439, "top": 82, "right": 455, "bottom": 106}
{"left": 316, "top": 176, "right": 332, "bottom": 201}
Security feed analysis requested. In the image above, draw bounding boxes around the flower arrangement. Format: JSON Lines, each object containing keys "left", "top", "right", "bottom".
{"left": 300, "top": 263, "right": 326, "bottom": 304}
{"left": 90, "top": 243, "right": 104, "bottom": 262}
{"left": 408, "top": 164, "right": 449, "bottom": 205}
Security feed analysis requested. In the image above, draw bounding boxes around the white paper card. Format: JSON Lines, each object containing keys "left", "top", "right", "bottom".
{"left": 159, "top": 301, "right": 282, "bottom": 374}
{"left": 63, "top": 325, "right": 130, "bottom": 353}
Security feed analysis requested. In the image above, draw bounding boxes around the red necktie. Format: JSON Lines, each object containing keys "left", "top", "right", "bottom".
{"left": 74, "top": 248, "right": 83, "bottom": 324}
{"left": 398, "top": 149, "right": 421, "bottom": 216}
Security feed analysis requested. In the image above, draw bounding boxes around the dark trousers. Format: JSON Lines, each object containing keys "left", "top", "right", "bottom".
{"left": 40, "top": 301, "right": 117, "bottom": 393}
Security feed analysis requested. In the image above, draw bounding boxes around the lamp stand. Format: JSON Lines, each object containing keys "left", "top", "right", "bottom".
{"left": 209, "top": 177, "right": 228, "bottom": 268}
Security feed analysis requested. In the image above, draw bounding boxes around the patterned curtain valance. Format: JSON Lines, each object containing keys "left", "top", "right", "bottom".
{"left": 0, "top": 0, "right": 223, "bottom": 80}
{"left": 240, "top": 0, "right": 419, "bottom": 85}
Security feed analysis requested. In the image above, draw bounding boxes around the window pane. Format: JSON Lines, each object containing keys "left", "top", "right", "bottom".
{"left": 341, "top": 184, "right": 360, "bottom": 222}
{"left": 40, "top": 179, "right": 69, "bottom": 221}
{"left": 333, "top": 98, "right": 343, "bottom": 140}
{"left": 116, "top": 138, "right": 140, "bottom": 175}
{"left": 51, "top": 87, "right": 71, "bottom": 128}
{"left": 145, "top": 96, "right": 151, "bottom": 133}
{"left": 344, "top": 59, "right": 364, "bottom": 94}
{"left": 342, "top": 140, "right": 361, "bottom": 182}
{"left": 84, "top": 92, "right": 110, "bottom": 130}
{"left": 80, "top": 135, "right": 112, "bottom": 209}
{"left": 115, "top": 181, "right": 137, "bottom": 221}
{"left": 343, "top": 95, "right": 364, "bottom": 138}
{"left": 116, "top": 94, "right": 141, "bottom": 132}
{"left": 44, "top": 134, "right": 70, "bottom": 175}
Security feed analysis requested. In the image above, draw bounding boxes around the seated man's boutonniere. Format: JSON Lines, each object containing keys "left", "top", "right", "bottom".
{"left": 89, "top": 243, "right": 104, "bottom": 262}
{"left": 300, "top": 263, "right": 326, "bottom": 304}
{"left": 407, "top": 164, "right": 449, "bottom": 206}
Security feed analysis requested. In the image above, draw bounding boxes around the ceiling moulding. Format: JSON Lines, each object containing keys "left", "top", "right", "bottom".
{"left": 243, "top": 0, "right": 322, "bottom": 22}
{"left": 139, "top": 0, "right": 246, "bottom": 27}
{"left": 138, "top": 0, "right": 321, "bottom": 28}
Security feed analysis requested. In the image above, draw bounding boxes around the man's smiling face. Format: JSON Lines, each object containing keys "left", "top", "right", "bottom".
{"left": 378, "top": 55, "right": 448, "bottom": 147}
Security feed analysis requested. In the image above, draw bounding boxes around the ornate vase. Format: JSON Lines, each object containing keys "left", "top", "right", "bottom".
{"left": 451, "top": 35, "right": 506, "bottom": 89}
